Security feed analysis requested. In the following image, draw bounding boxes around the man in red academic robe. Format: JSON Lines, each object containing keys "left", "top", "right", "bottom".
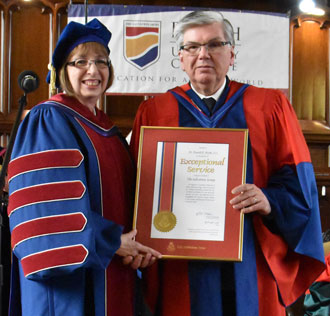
{"left": 130, "top": 10, "right": 325, "bottom": 316}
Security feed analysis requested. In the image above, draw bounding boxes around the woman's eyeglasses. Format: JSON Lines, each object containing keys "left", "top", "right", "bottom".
{"left": 66, "top": 58, "right": 110, "bottom": 69}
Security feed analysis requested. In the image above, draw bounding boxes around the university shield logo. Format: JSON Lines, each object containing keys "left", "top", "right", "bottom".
{"left": 124, "top": 20, "right": 161, "bottom": 70}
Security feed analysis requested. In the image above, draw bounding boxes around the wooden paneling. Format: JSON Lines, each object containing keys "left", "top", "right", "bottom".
{"left": 0, "top": 0, "right": 69, "bottom": 147}
{"left": 292, "top": 20, "right": 329, "bottom": 121}
{"left": 10, "top": 3, "right": 51, "bottom": 112}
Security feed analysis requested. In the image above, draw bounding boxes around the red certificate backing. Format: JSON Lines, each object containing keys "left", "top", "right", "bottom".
{"left": 133, "top": 126, "right": 248, "bottom": 261}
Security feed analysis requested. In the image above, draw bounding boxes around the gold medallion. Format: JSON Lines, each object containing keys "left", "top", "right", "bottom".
{"left": 153, "top": 211, "right": 177, "bottom": 232}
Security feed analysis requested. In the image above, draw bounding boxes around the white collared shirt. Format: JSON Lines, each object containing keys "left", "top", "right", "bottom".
{"left": 190, "top": 79, "right": 226, "bottom": 102}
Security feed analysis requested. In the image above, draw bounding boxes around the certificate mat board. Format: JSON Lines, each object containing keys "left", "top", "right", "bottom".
{"left": 133, "top": 127, "right": 248, "bottom": 261}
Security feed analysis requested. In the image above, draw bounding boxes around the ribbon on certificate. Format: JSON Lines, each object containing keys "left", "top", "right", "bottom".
{"left": 153, "top": 142, "right": 177, "bottom": 232}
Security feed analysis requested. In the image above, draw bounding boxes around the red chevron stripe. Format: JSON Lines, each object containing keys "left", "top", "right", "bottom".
{"left": 21, "top": 245, "right": 88, "bottom": 277}
{"left": 11, "top": 213, "right": 87, "bottom": 249}
{"left": 126, "top": 27, "right": 159, "bottom": 36}
{"left": 8, "top": 149, "right": 83, "bottom": 181}
{"left": 8, "top": 181, "right": 85, "bottom": 217}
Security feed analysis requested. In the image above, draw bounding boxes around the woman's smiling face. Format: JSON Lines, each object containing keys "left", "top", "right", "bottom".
{"left": 66, "top": 43, "right": 110, "bottom": 110}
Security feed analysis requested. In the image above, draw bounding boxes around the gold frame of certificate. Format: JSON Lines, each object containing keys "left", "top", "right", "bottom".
{"left": 133, "top": 126, "right": 248, "bottom": 261}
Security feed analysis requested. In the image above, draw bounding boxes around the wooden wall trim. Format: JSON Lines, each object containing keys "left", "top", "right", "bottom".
{"left": 300, "top": 119, "right": 330, "bottom": 143}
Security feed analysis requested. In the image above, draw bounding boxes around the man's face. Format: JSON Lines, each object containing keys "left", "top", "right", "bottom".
{"left": 179, "top": 22, "right": 235, "bottom": 95}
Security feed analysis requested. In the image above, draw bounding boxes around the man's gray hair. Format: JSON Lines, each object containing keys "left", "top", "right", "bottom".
{"left": 174, "top": 11, "right": 235, "bottom": 48}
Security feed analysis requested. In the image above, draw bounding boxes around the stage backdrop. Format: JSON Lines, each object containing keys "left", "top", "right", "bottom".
{"left": 68, "top": 5, "right": 289, "bottom": 95}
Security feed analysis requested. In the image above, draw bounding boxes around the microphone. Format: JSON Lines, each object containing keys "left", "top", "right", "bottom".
{"left": 18, "top": 70, "right": 39, "bottom": 94}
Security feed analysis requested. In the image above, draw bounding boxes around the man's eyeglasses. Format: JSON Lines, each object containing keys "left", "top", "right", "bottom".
{"left": 180, "top": 41, "right": 231, "bottom": 55}
{"left": 66, "top": 58, "right": 110, "bottom": 69}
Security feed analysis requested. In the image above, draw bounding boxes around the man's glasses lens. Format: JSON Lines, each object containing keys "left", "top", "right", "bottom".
{"left": 180, "top": 41, "right": 231, "bottom": 55}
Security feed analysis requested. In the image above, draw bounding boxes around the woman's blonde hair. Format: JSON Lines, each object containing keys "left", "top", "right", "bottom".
{"left": 58, "top": 42, "right": 114, "bottom": 96}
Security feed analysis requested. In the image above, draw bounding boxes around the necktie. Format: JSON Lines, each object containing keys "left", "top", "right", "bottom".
{"left": 203, "top": 97, "right": 216, "bottom": 112}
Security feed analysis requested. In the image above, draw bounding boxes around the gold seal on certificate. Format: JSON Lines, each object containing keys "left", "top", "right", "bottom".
{"left": 153, "top": 211, "right": 177, "bottom": 232}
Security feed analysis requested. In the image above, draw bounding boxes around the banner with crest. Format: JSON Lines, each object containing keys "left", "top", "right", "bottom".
{"left": 68, "top": 5, "right": 289, "bottom": 95}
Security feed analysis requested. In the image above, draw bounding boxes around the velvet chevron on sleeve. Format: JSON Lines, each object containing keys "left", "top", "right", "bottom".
{"left": 8, "top": 93, "right": 136, "bottom": 316}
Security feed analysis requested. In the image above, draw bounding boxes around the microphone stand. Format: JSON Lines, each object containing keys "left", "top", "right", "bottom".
{"left": 0, "top": 93, "right": 27, "bottom": 316}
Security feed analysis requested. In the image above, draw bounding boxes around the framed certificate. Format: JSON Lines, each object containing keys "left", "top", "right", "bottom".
{"left": 133, "top": 126, "right": 248, "bottom": 261}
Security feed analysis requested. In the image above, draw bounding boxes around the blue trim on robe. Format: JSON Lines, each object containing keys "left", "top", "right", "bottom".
{"left": 170, "top": 84, "right": 248, "bottom": 127}
{"left": 262, "top": 162, "right": 324, "bottom": 261}
{"left": 45, "top": 101, "right": 133, "bottom": 163}
{"left": 44, "top": 101, "right": 119, "bottom": 137}
{"left": 172, "top": 85, "right": 259, "bottom": 316}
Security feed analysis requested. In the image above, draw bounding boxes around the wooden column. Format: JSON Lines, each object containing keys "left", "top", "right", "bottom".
{"left": 291, "top": 15, "right": 330, "bottom": 231}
